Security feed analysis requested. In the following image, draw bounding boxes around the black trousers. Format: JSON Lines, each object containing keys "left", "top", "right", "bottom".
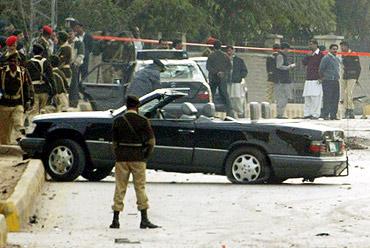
{"left": 209, "top": 73, "right": 234, "bottom": 117}
{"left": 322, "top": 80, "right": 339, "bottom": 119}
{"left": 69, "top": 65, "right": 80, "bottom": 108}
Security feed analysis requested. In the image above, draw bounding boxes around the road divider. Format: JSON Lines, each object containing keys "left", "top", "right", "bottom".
{"left": 0, "top": 159, "right": 45, "bottom": 232}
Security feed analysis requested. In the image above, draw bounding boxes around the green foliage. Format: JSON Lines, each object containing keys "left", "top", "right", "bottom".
{"left": 1, "top": 0, "right": 370, "bottom": 45}
{"left": 126, "top": 0, "right": 206, "bottom": 39}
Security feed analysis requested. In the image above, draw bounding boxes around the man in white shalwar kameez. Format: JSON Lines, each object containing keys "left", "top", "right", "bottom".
{"left": 302, "top": 40, "right": 324, "bottom": 119}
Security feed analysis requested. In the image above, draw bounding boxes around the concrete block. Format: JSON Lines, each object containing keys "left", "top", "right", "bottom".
{"left": 0, "top": 160, "right": 45, "bottom": 232}
{"left": 0, "top": 215, "right": 6, "bottom": 248}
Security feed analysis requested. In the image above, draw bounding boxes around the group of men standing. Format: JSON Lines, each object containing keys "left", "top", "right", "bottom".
{"left": 0, "top": 19, "right": 93, "bottom": 145}
{"left": 206, "top": 40, "right": 248, "bottom": 118}
{"left": 267, "top": 40, "right": 361, "bottom": 119}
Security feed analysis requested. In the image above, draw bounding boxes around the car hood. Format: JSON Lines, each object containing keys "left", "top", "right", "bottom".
{"left": 33, "top": 111, "right": 113, "bottom": 122}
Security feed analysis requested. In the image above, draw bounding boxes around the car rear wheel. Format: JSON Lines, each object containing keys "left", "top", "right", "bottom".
{"left": 81, "top": 166, "right": 114, "bottom": 181}
{"left": 43, "top": 139, "right": 86, "bottom": 181}
{"left": 225, "top": 147, "right": 271, "bottom": 184}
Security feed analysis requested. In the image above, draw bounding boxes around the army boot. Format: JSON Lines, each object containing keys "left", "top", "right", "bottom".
{"left": 109, "top": 211, "right": 120, "bottom": 229}
{"left": 140, "top": 209, "right": 160, "bottom": 229}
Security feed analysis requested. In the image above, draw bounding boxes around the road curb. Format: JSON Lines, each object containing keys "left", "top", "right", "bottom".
{"left": 0, "top": 159, "right": 45, "bottom": 232}
{"left": 0, "top": 215, "right": 6, "bottom": 248}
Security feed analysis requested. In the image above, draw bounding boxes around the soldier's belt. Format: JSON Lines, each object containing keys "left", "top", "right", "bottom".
{"left": 118, "top": 143, "right": 143, "bottom": 147}
{"left": 62, "top": 65, "right": 71, "bottom": 69}
{"left": 3, "top": 94, "right": 21, "bottom": 100}
{"left": 32, "top": 80, "right": 45, "bottom": 85}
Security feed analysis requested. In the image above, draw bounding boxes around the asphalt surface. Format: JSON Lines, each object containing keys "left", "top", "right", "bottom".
{"left": 6, "top": 147, "right": 370, "bottom": 248}
{"left": 7, "top": 118, "right": 370, "bottom": 248}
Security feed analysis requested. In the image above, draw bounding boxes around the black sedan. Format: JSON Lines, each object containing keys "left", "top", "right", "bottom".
{"left": 20, "top": 89, "right": 348, "bottom": 183}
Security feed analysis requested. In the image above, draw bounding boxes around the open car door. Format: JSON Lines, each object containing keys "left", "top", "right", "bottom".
{"left": 80, "top": 62, "right": 135, "bottom": 111}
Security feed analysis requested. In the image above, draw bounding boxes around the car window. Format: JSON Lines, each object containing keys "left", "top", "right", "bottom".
{"left": 196, "top": 61, "right": 209, "bottom": 81}
{"left": 138, "top": 98, "right": 160, "bottom": 115}
{"left": 160, "top": 64, "right": 204, "bottom": 82}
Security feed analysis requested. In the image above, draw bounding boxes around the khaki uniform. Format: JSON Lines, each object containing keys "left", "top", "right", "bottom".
{"left": 57, "top": 42, "right": 72, "bottom": 80}
{"left": 0, "top": 64, "right": 33, "bottom": 144}
{"left": 52, "top": 68, "right": 69, "bottom": 112}
{"left": 26, "top": 55, "right": 55, "bottom": 120}
{"left": 111, "top": 110, "right": 155, "bottom": 212}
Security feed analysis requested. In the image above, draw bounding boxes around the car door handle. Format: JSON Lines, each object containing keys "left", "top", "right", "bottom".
{"left": 178, "top": 129, "right": 195, "bottom": 134}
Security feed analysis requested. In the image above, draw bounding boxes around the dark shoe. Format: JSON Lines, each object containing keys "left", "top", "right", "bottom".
{"left": 310, "top": 116, "right": 319, "bottom": 120}
{"left": 303, "top": 115, "right": 312, "bottom": 119}
{"left": 110, "top": 220, "right": 120, "bottom": 229}
{"left": 109, "top": 211, "right": 120, "bottom": 229}
{"left": 330, "top": 117, "right": 340, "bottom": 120}
{"left": 140, "top": 209, "right": 160, "bottom": 229}
{"left": 140, "top": 219, "right": 160, "bottom": 229}
{"left": 276, "top": 116, "right": 287, "bottom": 119}
{"left": 323, "top": 117, "right": 330, "bottom": 120}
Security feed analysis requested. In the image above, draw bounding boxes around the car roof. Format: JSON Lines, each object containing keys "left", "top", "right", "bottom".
{"left": 136, "top": 49, "right": 188, "bottom": 60}
{"left": 137, "top": 59, "right": 199, "bottom": 66}
{"left": 189, "top": 56, "right": 208, "bottom": 62}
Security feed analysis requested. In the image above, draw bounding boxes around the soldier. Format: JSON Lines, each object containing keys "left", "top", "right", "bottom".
{"left": 49, "top": 55, "right": 69, "bottom": 112}
{"left": 0, "top": 35, "right": 26, "bottom": 66}
{"left": 110, "top": 95, "right": 159, "bottom": 229}
{"left": 26, "top": 44, "right": 55, "bottom": 121}
{"left": 36, "top": 25, "right": 53, "bottom": 58}
{"left": 340, "top": 41, "right": 361, "bottom": 119}
{"left": 57, "top": 31, "right": 72, "bottom": 83}
{"left": 0, "top": 53, "right": 33, "bottom": 144}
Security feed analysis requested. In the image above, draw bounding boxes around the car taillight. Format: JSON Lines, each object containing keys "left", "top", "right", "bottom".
{"left": 309, "top": 141, "right": 327, "bottom": 153}
{"left": 196, "top": 90, "right": 210, "bottom": 101}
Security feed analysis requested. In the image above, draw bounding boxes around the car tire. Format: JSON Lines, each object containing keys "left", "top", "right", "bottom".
{"left": 81, "top": 166, "right": 114, "bottom": 182}
{"left": 225, "top": 147, "right": 271, "bottom": 184}
{"left": 43, "top": 139, "right": 86, "bottom": 181}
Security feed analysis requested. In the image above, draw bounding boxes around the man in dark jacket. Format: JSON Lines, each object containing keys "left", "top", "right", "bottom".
{"left": 126, "top": 59, "right": 165, "bottom": 98}
{"left": 26, "top": 44, "right": 55, "bottom": 120}
{"left": 319, "top": 44, "right": 341, "bottom": 120}
{"left": 110, "top": 95, "right": 159, "bottom": 229}
{"left": 340, "top": 41, "right": 361, "bottom": 119}
{"left": 275, "top": 42, "right": 296, "bottom": 118}
{"left": 226, "top": 45, "right": 248, "bottom": 118}
{"left": 72, "top": 21, "right": 93, "bottom": 79}
{"left": 265, "top": 43, "right": 280, "bottom": 103}
{"left": 206, "top": 40, "right": 233, "bottom": 117}
{"left": 0, "top": 53, "right": 33, "bottom": 144}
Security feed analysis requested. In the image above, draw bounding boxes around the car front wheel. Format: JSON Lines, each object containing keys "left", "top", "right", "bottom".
{"left": 225, "top": 147, "right": 271, "bottom": 184}
{"left": 43, "top": 139, "right": 86, "bottom": 181}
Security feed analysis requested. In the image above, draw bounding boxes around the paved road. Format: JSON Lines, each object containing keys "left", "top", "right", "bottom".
{"left": 7, "top": 148, "right": 370, "bottom": 248}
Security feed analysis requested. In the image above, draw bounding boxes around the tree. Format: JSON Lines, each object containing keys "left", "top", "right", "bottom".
{"left": 125, "top": 0, "right": 207, "bottom": 40}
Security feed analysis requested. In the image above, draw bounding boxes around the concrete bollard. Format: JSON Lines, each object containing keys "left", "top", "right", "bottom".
{"left": 249, "top": 102, "right": 261, "bottom": 122}
{"left": 261, "top": 102, "right": 271, "bottom": 119}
